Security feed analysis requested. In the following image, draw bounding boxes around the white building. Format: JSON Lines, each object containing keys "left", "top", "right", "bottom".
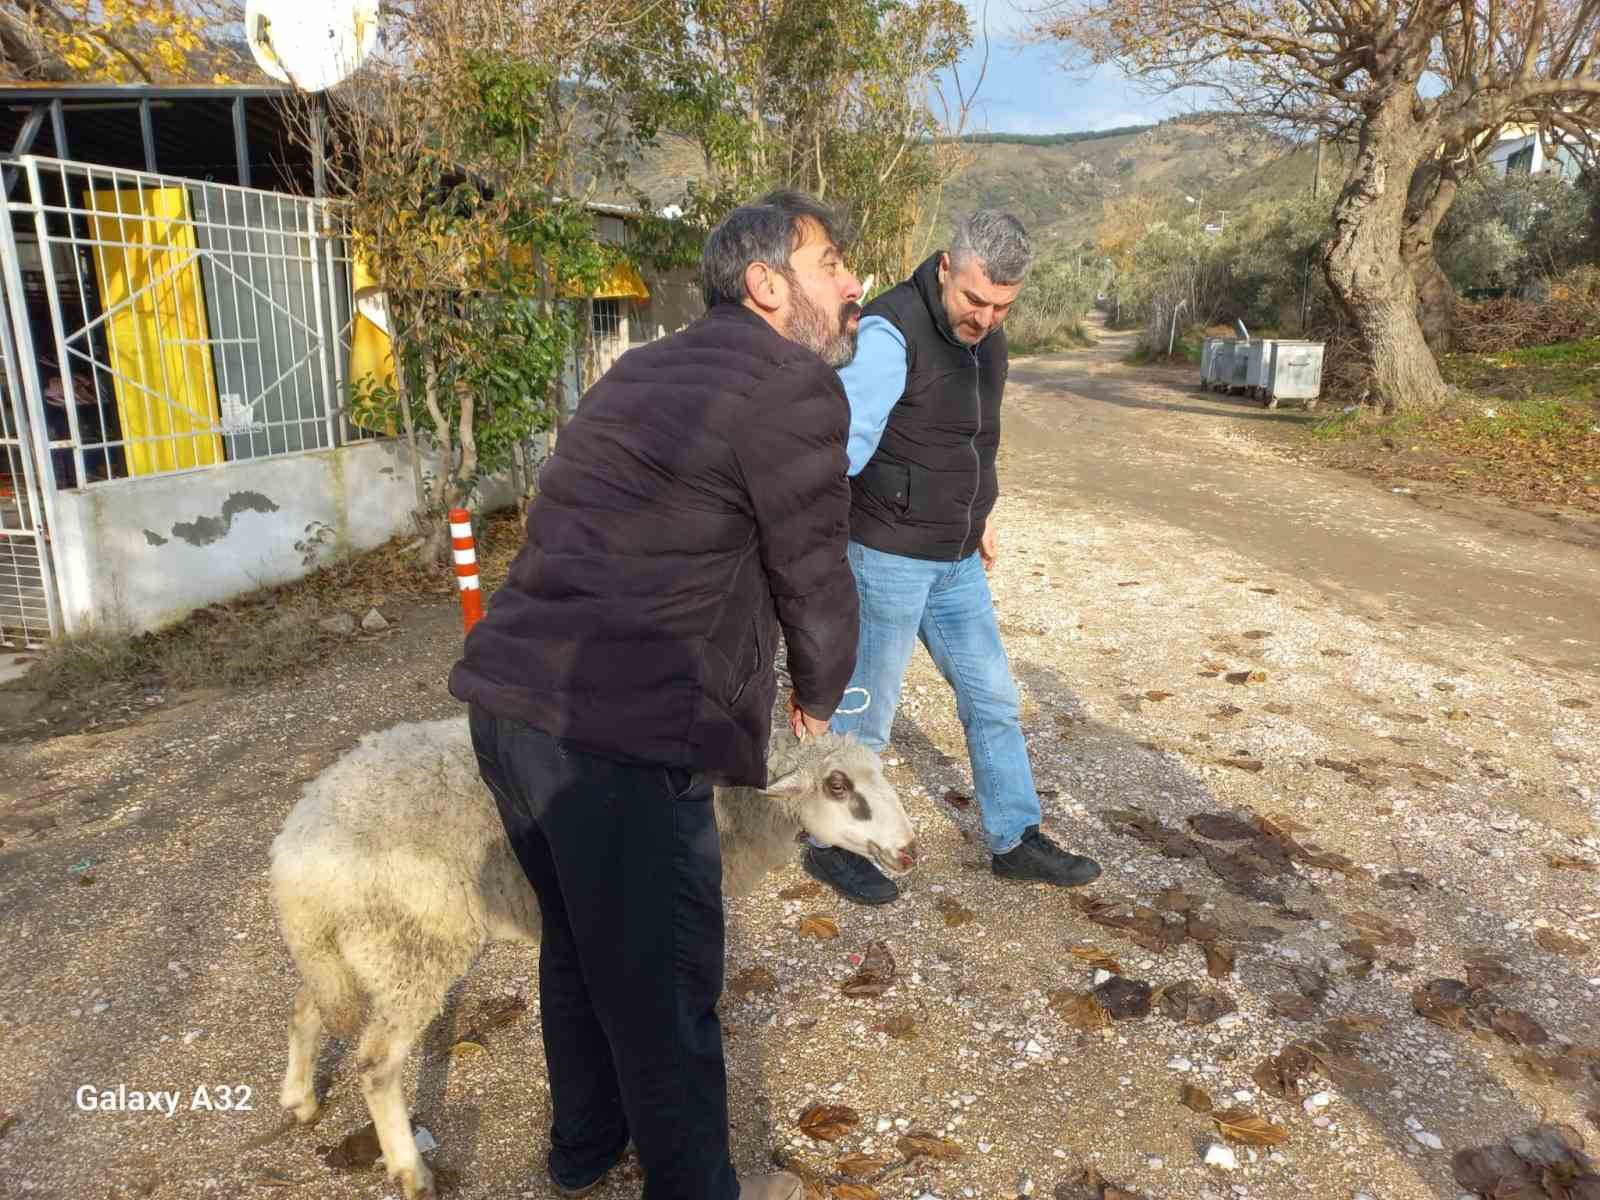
{"left": 1483, "top": 127, "right": 1586, "bottom": 182}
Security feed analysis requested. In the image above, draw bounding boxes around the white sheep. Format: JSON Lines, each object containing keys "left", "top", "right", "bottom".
{"left": 270, "top": 716, "right": 916, "bottom": 1200}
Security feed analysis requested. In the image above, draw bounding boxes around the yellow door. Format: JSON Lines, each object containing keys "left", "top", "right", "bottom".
{"left": 85, "top": 186, "right": 222, "bottom": 476}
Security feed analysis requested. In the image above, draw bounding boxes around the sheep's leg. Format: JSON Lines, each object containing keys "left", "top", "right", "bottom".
{"left": 279, "top": 984, "right": 324, "bottom": 1124}
{"left": 355, "top": 1020, "right": 433, "bottom": 1200}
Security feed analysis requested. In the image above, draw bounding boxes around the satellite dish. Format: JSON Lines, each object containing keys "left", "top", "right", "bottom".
{"left": 245, "top": 0, "right": 378, "bottom": 92}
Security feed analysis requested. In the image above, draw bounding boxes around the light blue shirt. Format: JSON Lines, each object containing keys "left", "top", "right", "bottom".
{"left": 836, "top": 315, "right": 908, "bottom": 477}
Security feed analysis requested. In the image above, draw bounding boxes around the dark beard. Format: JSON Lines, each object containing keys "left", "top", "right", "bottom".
{"left": 784, "top": 282, "right": 860, "bottom": 368}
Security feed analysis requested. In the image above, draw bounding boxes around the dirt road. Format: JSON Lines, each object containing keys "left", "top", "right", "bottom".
{"left": 2, "top": 328, "right": 1596, "bottom": 1200}
{"left": 1005, "top": 319, "right": 1600, "bottom": 673}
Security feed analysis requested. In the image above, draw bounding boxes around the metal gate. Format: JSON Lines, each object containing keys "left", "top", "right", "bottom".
{"left": 0, "top": 155, "right": 366, "bottom": 644}
{"left": 0, "top": 274, "right": 58, "bottom": 648}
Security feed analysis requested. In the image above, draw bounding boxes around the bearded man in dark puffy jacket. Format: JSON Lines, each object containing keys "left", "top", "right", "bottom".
{"left": 450, "top": 190, "right": 864, "bottom": 1200}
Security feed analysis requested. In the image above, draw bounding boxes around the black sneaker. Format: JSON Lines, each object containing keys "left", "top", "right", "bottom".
{"left": 992, "top": 826, "right": 1101, "bottom": 887}
{"left": 803, "top": 844, "right": 900, "bottom": 906}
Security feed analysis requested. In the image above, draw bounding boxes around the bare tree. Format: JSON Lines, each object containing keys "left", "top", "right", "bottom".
{"left": 1036, "top": 0, "right": 1600, "bottom": 412}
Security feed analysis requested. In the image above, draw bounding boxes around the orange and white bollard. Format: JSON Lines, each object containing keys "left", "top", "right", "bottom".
{"left": 449, "top": 507, "right": 484, "bottom": 633}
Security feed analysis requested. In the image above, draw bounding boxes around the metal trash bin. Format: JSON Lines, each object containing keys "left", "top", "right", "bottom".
{"left": 1203, "top": 339, "right": 1238, "bottom": 391}
{"left": 1200, "top": 337, "right": 1227, "bottom": 389}
{"left": 1244, "top": 339, "right": 1279, "bottom": 392}
{"left": 1262, "top": 340, "right": 1326, "bottom": 408}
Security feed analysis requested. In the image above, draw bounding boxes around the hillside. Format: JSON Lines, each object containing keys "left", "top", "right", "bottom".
{"left": 616, "top": 116, "right": 1329, "bottom": 257}
{"left": 934, "top": 118, "right": 1323, "bottom": 250}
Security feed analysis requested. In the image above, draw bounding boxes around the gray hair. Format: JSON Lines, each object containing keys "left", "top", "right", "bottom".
{"left": 949, "top": 210, "right": 1034, "bottom": 285}
{"left": 701, "top": 190, "right": 851, "bottom": 309}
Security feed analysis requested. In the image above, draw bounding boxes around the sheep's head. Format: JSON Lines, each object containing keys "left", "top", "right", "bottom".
{"left": 764, "top": 735, "right": 917, "bottom": 877}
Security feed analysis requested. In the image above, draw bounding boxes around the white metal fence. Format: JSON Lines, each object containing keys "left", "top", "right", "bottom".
{"left": 0, "top": 156, "right": 373, "bottom": 645}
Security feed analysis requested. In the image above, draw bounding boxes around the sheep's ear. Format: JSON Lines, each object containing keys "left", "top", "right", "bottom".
{"left": 762, "top": 769, "right": 808, "bottom": 797}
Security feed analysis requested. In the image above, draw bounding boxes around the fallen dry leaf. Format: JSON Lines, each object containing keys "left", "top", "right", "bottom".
{"left": 1547, "top": 855, "right": 1599, "bottom": 872}
{"left": 729, "top": 966, "right": 779, "bottom": 999}
{"left": 1049, "top": 988, "right": 1110, "bottom": 1030}
{"left": 1213, "top": 1108, "right": 1289, "bottom": 1147}
{"left": 936, "top": 896, "right": 977, "bottom": 928}
{"left": 1144, "top": 690, "right": 1174, "bottom": 702}
{"left": 1158, "top": 979, "right": 1237, "bottom": 1025}
{"left": 318, "top": 1123, "right": 384, "bottom": 1170}
{"left": 1094, "top": 975, "right": 1153, "bottom": 1020}
{"left": 1535, "top": 928, "right": 1589, "bottom": 957}
{"left": 834, "top": 1153, "right": 889, "bottom": 1179}
{"left": 841, "top": 942, "right": 895, "bottom": 998}
{"left": 1189, "top": 812, "right": 1261, "bottom": 841}
{"left": 1185, "top": 912, "right": 1222, "bottom": 943}
{"left": 1069, "top": 945, "right": 1124, "bottom": 974}
{"left": 1269, "top": 993, "right": 1316, "bottom": 1020}
{"left": 1341, "top": 939, "right": 1381, "bottom": 963}
{"left": 448, "top": 1039, "right": 486, "bottom": 1058}
{"left": 1413, "top": 979, "right": 1475, "bottom": 1030}
{"left": 1489, "top": 1008, "right": 1551, "bottom": 1047}
{"left": 1180, "top": 1083, "right": 1214, "bottom": 1113}
{"left": 1378, "top": 870, "right": 1430, "bottom": 892}
{"left": 1225, "top": 669, "right": 1269, "bottom": 685}
{"left": 1155, "top": 887, "right": 1198, "bottom": 912}
{"left": 798, "top": 1104, "right": 859, "bottom": 1143}
{"left": 1348, "top": 910, "right": 1417, "bottom": 948}
{"left": 873, "top": 1011, "right": 920, "bottom": 1040}
{"left": 897, "top": 1133, "right": 964, "bottom": 1162}
{"left": 942, "top": 789, "right": 972, "bottom": 810}
{"left": 1253, "top": 1044, "right": 1317, "bottom": 1099}
{"left": 798, "top": 915, "right": 841, "bottom": 940}
{"left": 780, "top": 882, "right": 824, "bottom": 900}
{"left": 1219, "top": 756, "right": 1266, "bottom": 772}
{"left": 831, "top": 1186, "right": 880, "bottom": 1200}
{"left": 1463, "top": 950, "right": 1518, "bottom": 990}
{"left": 1205, "top": 942, "right": 1237, "bottom": 979}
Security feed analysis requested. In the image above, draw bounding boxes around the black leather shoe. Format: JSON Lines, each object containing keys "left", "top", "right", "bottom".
{"left": 548, "top": 1141, "right": 630, "bottom": 1197}
{"left": 803, "top": 844, "right": 900, "bottom": 906}
{"left": 992, "top": 826, "right": 1101, "bottom": 886}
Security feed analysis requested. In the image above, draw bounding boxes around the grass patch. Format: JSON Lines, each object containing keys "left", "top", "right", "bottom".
{"left": 1310, "top": 407, "right": 1427, "bottom": 444}
{"left": 1124, "top": 335, "right": 1203, "bottom": 367}
{"left": 1009, "top": 319, "right": 1095, "bottom": 355}
{"left": 16, "top": 509, "right": 531, "bottom": 707}
{"left": 1301, "top": 337, "right": 1600, "bottom": 511}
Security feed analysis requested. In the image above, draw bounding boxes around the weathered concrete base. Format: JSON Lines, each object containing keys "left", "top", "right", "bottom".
{"left": 48, "top": 439, "right": 461, "bottom": 635}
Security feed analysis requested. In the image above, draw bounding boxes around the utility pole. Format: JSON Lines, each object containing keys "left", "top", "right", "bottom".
{"left": 1299, "top": 136, "right": 1323, "bottom": 334}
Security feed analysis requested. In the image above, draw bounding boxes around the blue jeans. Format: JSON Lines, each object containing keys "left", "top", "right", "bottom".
{"left": 824, "top": 540, "right": 1041, "bottom": 854}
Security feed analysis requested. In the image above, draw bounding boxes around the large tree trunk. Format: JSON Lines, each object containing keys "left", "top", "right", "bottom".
{"left": 1321, "top": 102, "right": 1451, "bottom": 414}
{"left": 1401, "top": 159, "right": 1462, "bottom": 355}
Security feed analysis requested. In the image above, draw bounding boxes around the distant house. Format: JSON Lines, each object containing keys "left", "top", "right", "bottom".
{"left": 0, "top": 83, "right": 700, "bottom": 648}
{"left": 1483, "top": 127, "right": 1586, "bottom": 182}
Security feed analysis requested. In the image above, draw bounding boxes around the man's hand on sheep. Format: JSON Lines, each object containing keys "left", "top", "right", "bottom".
{"left": 787, "top": 692, "right": 830, "bottom": 740}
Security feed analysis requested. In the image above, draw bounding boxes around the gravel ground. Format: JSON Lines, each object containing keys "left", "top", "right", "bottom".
{"left": 2, "top": 326, "right": 1597, "bottom": 1200}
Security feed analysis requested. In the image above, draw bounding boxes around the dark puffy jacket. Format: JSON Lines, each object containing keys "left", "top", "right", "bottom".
{"left": 448, "top": 303, "right": 859, "bottom": 788}
{"left": 849, "top": 252, "right": 1006, "bottom": 562}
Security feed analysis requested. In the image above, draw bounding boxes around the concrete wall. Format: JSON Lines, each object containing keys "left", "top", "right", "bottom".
{"left": 49, "top": 438, "right": 426, "bottom": 634}
{"left": 634, "top": 268, "right": 703, "bottom": 343}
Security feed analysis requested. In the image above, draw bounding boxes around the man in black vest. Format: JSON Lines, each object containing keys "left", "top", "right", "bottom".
{"left": 450, "top": 191, "right": 864, "bottom": 1200}
{"left": 805, "top": 210, "right": 1103, "bottom": 905}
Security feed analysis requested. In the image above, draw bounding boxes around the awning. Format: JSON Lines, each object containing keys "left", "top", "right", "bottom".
{"left": 560, "top": 261, "right": 650, "bottom": 301}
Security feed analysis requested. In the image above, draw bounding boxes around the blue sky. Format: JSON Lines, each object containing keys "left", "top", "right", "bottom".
{"left": 948, "top": 1, "right": 1189, "bottom": 135}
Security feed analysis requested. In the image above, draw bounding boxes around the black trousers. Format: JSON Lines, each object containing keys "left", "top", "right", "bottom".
{"left": 468, "top": 706, "right": 739, "bottom": 1200}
